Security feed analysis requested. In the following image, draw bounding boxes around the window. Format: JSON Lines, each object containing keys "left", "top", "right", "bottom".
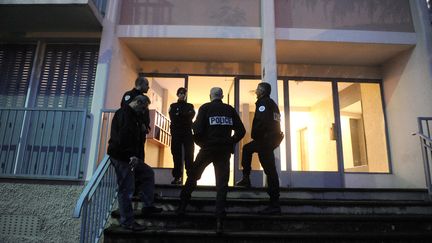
{"left": 338, "top": 82, "right": 389, "bottom": 173}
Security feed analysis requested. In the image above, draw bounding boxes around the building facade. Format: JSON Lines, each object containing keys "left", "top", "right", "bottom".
{"left": 1, "top": 0, "right": 432, "bottom": 241}
{"left": 92, "top": 0, "right": 432, "bottom": 189}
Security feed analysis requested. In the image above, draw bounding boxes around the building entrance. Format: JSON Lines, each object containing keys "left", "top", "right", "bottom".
{"left": 146, "top": 75, "right": 390, "bottom": 188}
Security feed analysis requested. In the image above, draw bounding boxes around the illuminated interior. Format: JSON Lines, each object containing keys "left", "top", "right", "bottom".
{"left": 289, "top": 81, "right": 338, "bottom": 171}
{"left": 145, "top": 77, "right": 390, "bottom": 186}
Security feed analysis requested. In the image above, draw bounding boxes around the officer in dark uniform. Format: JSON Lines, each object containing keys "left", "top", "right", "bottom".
{"left": 118, "top": 74, "right": 162, "bottom": 216}
{"left": 235, "top": 82, "right": 283, "bottom": 214}
{"left": 168, "top": 87, "right": 195, "bottom": 185}
{"left": 108, "top": 95, "right": 158, "bottom": 231}
{"left": 121, "top": 73, "right": 150, "bottom": 134}
{"left": 176, "top": 87, "right": 245, "bottom": 233}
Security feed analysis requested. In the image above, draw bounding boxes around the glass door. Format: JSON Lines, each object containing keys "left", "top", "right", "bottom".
{"left": 187, "top": 76, "right": 235, "bottom": 186}
{"left": 286, "top": 80, "right": 343, "bottom": 187}
{"left": 236, "top": 79, "right": 288, "bottom": 186}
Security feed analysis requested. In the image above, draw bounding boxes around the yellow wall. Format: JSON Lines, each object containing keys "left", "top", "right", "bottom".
{"left": 360, "top": 84, "right": 389, "bottom": 172}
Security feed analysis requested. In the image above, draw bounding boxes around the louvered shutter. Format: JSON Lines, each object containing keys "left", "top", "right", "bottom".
{"left": 0, "top": 44, "right": 36, "bottom": 108}
{"left": 36, "top": 44, "right": 98, "bottom": 111}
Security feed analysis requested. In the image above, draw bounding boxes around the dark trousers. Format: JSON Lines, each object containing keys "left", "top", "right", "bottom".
{"left": 171, "top": 134, "right": 194, "bottom": 179}
{"left": 241, "top": 140, "right": 280, "bottom": 204}
{"left": 111, "top": 157, "right": 155, "bottom": 225}
{"left": 180, "top": 148, "right": 231, "bottom": 216}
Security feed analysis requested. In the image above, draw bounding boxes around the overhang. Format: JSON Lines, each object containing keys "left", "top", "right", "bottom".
{"left": 121, "top": 37, "right": 262, "bottom": 63}
{"left": 0, "top": 0, "right": 104, "bottom": 33}
{"left": 121, "top": 37, "right": 413, "bottom": 66}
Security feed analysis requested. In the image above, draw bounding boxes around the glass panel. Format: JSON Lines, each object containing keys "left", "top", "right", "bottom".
{"left": 145, "top": 77, "right": 185, "bottom": 169}
{"left": 188, "top": 76, "right": 235, "bottom": 186}
{"left": 289, "top": 80, "right": 337, "bottom": 172}
{"left": 238, "top": 79, "right": 262, "bottom": 171}
{"left": 277, "top": 80, "right": 287, "bottom": 171}
{"left": 338, "top": 82, "right": 389, "bottom": 173}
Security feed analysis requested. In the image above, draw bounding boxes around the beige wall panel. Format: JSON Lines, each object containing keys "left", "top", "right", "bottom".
{"left": 120, "top": 0, "right": 260, "bottom": 27}
{"left": 140, "top": 61, "right": 381, "bottom": 79}
{"left": 104, "top": 40, "right": 141, "bottom": 109}
{"left": 275, "top": 0, "right": 414, "bottom": 32}
{"left": 310, "top": 97, "right": 337, "bottom": 171}
{"left": 278, "top": 64, "right": 382, "bottom": 79}
{"left": 360, "top": 83, "right": 389, "bottom": 172}
{"left": 141, "top": 61, "right": 261, "bottom": 76}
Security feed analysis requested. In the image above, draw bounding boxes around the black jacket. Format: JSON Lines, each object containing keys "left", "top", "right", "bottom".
{"left": 251, "top": 95, "right": 281, "bottom": 142}
{"left": 169, "top": 100, "right": 195, "bottom": 136}
{"left": 120, "top": 88, "right": 150, "bottom": 132}
{"left": 193, "top": 99, "right": 245, "bottom": 152}
{"left": 107, "top": 105, "right": 146, "bottom": 162}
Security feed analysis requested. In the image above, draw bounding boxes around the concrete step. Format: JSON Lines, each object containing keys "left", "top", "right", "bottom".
{"left": 110, "top": 210, "right": 432, "bottom": 233}
{"left": 155, "top": 185, "right": 431, "bottom": 201}
{"left": 105, "top": 187, "right": 432, "bottom": 242}
{"left": 130, "top": 196, "right": 432, "bottom": 215}
{"left": 104, "top": 224, "right": 432, "bottom": 243}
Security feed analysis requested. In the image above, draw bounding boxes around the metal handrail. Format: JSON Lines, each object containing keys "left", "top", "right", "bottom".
{"left": 415, "top": 117, "right": 432, "bottom": 197}
{"left": 91, "top": 0, "right": 108, "bottom": 16}
{"left": 73, "top": 155, "right": 117, "bottom": 243}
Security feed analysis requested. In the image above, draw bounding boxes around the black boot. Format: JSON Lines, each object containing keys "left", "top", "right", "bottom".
{"left": 235, "top": 176, "right": 251, "bottom": 188}
{"left": 175, "top": 201, "right": 187, "bottom": 216}
{"left": 171, "top": 177, "right": 182, "bottom": 185}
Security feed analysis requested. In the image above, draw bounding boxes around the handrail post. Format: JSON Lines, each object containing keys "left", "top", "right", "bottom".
{"left": 417, "top": 117, "right": 432, "bottom": 198}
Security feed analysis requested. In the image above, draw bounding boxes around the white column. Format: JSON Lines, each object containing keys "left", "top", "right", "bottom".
{"left": 261, "top": 0, "right": 282, "bottom": 183}
{"left": 85, "top": 0, "right": 120, "bottom": 180}
{"left": 261, "top": 0, "right": 278, "bottom": 102}
{"left": 410, "top": 0, "right": 432, "bottom": 79}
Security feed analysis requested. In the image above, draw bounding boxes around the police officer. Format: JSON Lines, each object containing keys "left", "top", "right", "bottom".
{"left": 121, "top": 73, "right": 151, "bottom": 135}
{"left": 235, "top": 82, "right": 283, "bottom": 214}
{"left": 108, "top": 95, "right": 160, "bottom": 231}
{"left": 176, "top": 87, "right": 245, "bottom": 233}
{"left": 169, "top": 87, "right": 195, "bottom": 185}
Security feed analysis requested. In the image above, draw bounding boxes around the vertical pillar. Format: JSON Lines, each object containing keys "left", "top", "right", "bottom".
{"left": 261, "top": 0, "right": 282, "bottom": 183}
{"left": 410, "top": 0, "right": 432, "bottom": 80}
{"left": 85, "top": 0, "right": 120, "bottom": 180}
{"left": 261, "top": 0, "right": 278, "bottom": 102}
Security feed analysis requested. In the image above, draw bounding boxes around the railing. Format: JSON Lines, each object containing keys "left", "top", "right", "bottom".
{"left": 416, "top": 117, "right": 432, "bottom": 197}
{"left": 96, "top": 109, "right": 115, "bottom": 165}
{"left": 73, "top": 155, "right": 117, "bottom": 243}
{"left": 0, "top": 108, "right": 87, "bottom": 179}
{"left": 95, "top": 109, "right": 172, "bottom": 164}
{"left": 91, "top": 0, "right": 108, "bottom": 17}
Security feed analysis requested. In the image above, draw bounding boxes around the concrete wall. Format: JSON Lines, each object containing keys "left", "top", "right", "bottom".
{"left": 119, "top": 0, "right": 260, "bottom": 27}
{"left": 140, "top": 60, "right": 381, "bottom": 79}
{"left": 275, "top": 0, "right": 414, "bottom": 32}
{"left": 345, "top": 0, "right": 432, "bottom": 188}
{"left": 104, "top": 40, "right": 141, "bottom": 109}
{"left": 0, "top": 182, "right": 83, "bottom": 243}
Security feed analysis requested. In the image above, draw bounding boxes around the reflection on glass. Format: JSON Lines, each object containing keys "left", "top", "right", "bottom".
{"left": 238, "top": 79, "right": 262, "bottom": 171}
{"left": 145, "top": 77, "right": 185, "bottom": 169}
{"left": 289, "top": 81, "right": 337, "bottom": 171}
{"left": 277, "top": 80, "right": 287, "bottom": 171}
{"left": 338, "top": 83, "right": 389, "bottom": 173}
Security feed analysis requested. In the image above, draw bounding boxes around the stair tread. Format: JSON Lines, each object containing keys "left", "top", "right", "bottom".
{"left": 104, "top": 225, "right": 432, "bottom": 238}
{"left": 111, "top": 210, "right": 432, "bottom": 220}
{"left": 146, "top": 196, "right": 432, "bottom": 206}
{"left": 156, "top": 184, "right": 429, "bottom": 193}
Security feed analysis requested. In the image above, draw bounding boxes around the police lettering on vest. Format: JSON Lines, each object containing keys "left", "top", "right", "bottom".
{"left": 209, "top": 116, "right": 233, "bottom": 126}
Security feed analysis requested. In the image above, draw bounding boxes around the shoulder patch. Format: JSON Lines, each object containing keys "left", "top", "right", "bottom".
{"left": 258, "top": 105, "right": 266, "bottom": 112}
{"left": 124, "top": 95, "right": 131, "bottom": 101}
